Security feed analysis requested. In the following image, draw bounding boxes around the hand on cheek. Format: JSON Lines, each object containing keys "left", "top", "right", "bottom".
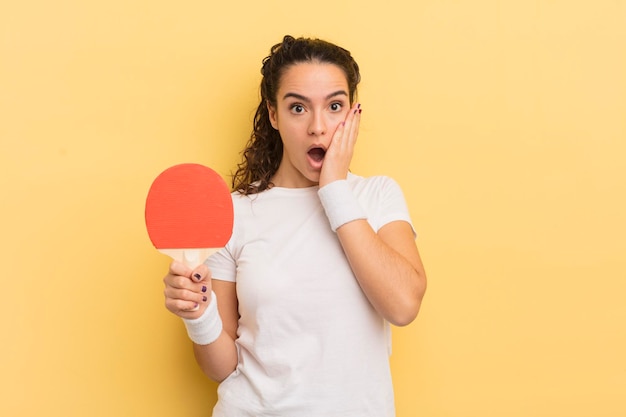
{"left": 319, "top": 103, "right": 361, "bottom": 188}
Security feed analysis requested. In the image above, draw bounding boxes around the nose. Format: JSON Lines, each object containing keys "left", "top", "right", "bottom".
{"left": 307, "top": 111, "right": 327, "bottom": 136}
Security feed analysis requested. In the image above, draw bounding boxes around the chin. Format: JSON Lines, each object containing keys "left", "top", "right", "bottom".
{"left": 305, "top": 172, "right": 321, "bottom": 185}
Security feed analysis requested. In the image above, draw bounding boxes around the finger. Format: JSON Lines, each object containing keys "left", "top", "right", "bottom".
{"left": 335, "top": 104, "right": 359, "bottom": 154}
{"left": 165, "top": 297, "right": 205, "bottom": 317}
{"left": 164, "top": 276, "right": 210, "bottom": 316}
{"left": 348, "top": 104, "right": 361, "bottom": 145}
{"left": 169, "top": 260, "right": 192, "bottom": 278}
{"left": 164, "top": 283, "right": 207, "bottom": 300}
{"left": 163, "top": 273, "right": 190, "bottom": 290}
{"left": 339, "top": 103, "right": 360, "bottom": 149}
{"left": 330, "top": 102, "right": 357, "bottom": 144}
{"left": 164, "top": 270, "right": 210, "bottom": 296}
{"left": 164, "top": 285, "right": 210, "bottom": 310}
{"left": 190, "top": 263, "right": 211, "bottom": 283}
{"left": 330, "top": 120, "right": 346, "bottom": 148}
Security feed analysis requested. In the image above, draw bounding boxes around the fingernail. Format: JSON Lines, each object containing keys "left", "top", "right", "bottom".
{"left": 357, "top": 103, "right": 361, "bottom": 109}
{"left": 202, "top": 285, "right": 207, "bottom": 293}
{"left": 358, "top": 109, "right": 362, "bottom": 114}
{"left": 202, "top": 295, "right": 208, "bottom": 302}
{"left": 193, "top": 273, "right": 201, "bottom": 281}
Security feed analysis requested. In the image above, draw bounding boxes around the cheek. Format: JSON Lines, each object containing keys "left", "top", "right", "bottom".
{"left": 278, "top": 123, "right": 298, "bottom": 138}
{"left": 328, "top": 112, "right": 348, "bottom": 130}
{"left": 336, "top": 108, "right": 350, "bottom": 121}
{"left": 277, "top": 126, "right": 304, "bottom": 151}
{"left": 278, "top": 118, "right": 307, "bottom": 137}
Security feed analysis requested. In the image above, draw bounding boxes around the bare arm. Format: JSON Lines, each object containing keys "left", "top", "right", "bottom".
{"left": 336, "top": 219, "right": 426, "bottom": 326}
{"left": 191, "top": 279, "right": 239, "bottom": 382}
{"left": 319, "top": 103, "right": 426, "bottom": 326}
{"left": 163, "top": 262, "right": 239, "bottom": 382}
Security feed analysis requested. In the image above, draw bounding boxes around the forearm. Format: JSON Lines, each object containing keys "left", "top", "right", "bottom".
{"left": 192, "top": 332, "right": 238, "bottom": 382}
{"left": 186, "top": 280, "right": 240, "bottom": 382}
{"left": 336, "top": 219, "right": 426, "bottom": 326}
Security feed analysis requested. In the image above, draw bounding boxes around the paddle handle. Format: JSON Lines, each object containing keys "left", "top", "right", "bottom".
{"left": 158, "top": 248, "right": 220, "bottom": 269}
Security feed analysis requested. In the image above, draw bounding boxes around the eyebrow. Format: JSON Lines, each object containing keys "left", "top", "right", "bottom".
{"left": 281, "top": 90, "right": 348, "bottom": 103}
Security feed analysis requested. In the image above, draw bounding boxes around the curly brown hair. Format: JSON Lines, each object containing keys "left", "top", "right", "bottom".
{"left": 231, "top": 35, "right": 361, "bottom": 194}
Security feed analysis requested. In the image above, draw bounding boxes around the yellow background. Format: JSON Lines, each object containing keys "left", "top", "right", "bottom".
{"left": 1, "top": 1, "right": 624, "bottom": 416}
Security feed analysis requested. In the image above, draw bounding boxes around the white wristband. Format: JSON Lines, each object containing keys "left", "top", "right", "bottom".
{"left": 318, "top": 179, "right": 367, "bottom": 232}
{"left": 182, "top": 291, "right": 223, "bottom": 345}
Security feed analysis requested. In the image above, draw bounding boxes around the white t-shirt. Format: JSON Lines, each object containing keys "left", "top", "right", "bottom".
{"left": 206, "top": 173, "right": 414, "bottom": 417}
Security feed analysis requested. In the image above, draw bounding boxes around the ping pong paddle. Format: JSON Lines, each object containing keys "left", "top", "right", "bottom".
{"left": 145, "top": 163, "right": 234, "bottom": 269}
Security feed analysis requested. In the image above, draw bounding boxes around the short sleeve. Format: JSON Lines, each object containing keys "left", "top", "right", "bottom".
{"left": 351, "top": 175, "right": 416, "bottom": 238}
{"left": 204, "top": 245, "right": 237, "bottom": 282}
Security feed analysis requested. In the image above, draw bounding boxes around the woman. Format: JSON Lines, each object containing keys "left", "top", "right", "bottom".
{"left": 163, "top": 35, "right": 427, "bottom": 416}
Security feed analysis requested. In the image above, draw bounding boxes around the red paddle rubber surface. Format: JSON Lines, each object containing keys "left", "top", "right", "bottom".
{"left": 145, "top": 163, "right": 234, "bottom": 249}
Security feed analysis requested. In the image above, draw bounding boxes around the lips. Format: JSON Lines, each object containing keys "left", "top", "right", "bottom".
{"left": 307, "top": 147, "right": 326, "bottom": 162}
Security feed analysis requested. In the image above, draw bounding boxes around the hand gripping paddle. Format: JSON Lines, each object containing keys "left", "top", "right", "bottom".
{"left": 145, "top": 163, "right": 234, "bottom": 268}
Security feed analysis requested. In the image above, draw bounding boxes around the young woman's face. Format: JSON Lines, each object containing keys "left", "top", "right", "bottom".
{"left": 268, "top": 62, "right": 351, "bottom": 188}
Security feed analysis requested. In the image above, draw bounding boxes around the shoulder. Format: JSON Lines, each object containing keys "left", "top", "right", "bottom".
{"left": 346, "top": 172, "right": 404, "bottom": 197}
{"left": 230, "top": 189, "right": 267, "bottom": 207}
{"left": 347, "top": 173, "right": 413, "bottom": 230}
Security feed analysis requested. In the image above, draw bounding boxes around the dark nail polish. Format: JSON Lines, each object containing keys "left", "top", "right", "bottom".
{"left": 358, "top": 109, "right": 362, "bottom": 114}
{"left": 357, "top": 103, "right": 361, "bottom": 109}
{"left": 193, "top": 273, "right": 201, "bottom": 280}
{"left": 202, "top": 285, "right": 207, "bottom": 293}
{"left": 202, "top": 296, "right": 208, "bottom": 302}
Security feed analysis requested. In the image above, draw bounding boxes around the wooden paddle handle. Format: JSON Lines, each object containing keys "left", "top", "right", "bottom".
{"left": 158, "top": 248, "right": 220, "bottom": 268}
{"left": 183, "top": 249, "right": 201, "bottom": 268}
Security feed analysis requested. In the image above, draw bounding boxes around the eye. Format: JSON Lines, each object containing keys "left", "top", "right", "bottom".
{"left": 329, "top": 102, "right": 343, "bottom": 112}
{"left": 290, "top": 104, "right": 305, "bottom": 114}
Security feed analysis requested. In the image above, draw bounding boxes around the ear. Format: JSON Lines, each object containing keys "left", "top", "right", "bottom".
{"left": 267, "top": 101, "right": 278, "bottom": 130}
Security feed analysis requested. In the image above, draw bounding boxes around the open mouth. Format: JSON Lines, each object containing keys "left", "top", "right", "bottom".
{"left": 308, "top": 147, "right": 326, "bottom": 163}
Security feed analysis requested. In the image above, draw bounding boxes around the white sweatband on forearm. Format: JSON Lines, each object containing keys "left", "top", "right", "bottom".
{"left": 182, "top": 291, "right": 223, "bottom": 345}
{"left": 318, "top": 179, "right": 367, "bottom": 232}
